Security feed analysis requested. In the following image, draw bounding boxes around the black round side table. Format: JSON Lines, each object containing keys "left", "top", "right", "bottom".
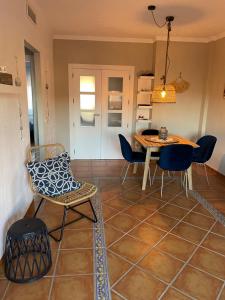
{"left": 4, "top": 218, "right": 52, "bottom": 283}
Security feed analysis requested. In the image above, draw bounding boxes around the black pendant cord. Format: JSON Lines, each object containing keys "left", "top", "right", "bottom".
{"left": 150, "top": 10, "right": 167, "bottom": 28}
{"left": 163, "top": 21, "right": 171, "bottom": 86}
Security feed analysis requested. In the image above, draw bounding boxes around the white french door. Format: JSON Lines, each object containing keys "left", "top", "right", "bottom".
{"left": 69, "top": 65, "right": 134, "bottom": 159}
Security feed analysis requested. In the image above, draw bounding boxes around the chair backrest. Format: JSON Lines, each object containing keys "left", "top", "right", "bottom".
{"left": 142, "top": 129, "right": 159, "bottom": 136}
{"left": 158, "top": 144, "right": 193, "bottom": 171}
{"left": 118, "top": 134, "right": 133, "bottom": 162}
{"left": 193, "top": 135, "right": 217, "bottom": 163}
{"left": 26, "top": 144, "right": 66, "bottom": 193}
{"left": 27, "top": 143, "right": 65, "bottom": 162}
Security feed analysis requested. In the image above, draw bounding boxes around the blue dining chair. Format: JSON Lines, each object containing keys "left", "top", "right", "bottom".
{"left": 118, "top": 134, "right": 151, "bottom": 184}
{"left": 154, "top": 144, "right": 193, "bottom": 197}
{"left": 141, "top": 129, "right": 160, "bottom": 159}
{"left": 192, "top": 135, "right": 217, "bottom": 184}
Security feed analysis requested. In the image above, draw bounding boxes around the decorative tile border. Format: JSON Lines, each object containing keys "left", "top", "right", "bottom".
{"left": 93, "top": 190, "right": 111, "bottom": 300}
{"left": 190, "top": 190, "right": 225, "bottom": 226}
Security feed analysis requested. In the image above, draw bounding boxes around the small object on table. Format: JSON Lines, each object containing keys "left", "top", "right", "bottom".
{"left": 4, "top": 218, "right": 52, "bottom": 283}
{"left": 159, "top": 126, "right": 168, "bottom": 140}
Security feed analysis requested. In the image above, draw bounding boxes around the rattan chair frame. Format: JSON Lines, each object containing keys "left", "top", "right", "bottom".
{"left": 27, "top": 143, "right": 98, "bottom": 242}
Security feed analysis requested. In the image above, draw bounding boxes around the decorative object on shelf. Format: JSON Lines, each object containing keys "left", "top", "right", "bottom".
{"left": 0, "top": 66, "right": 13, "bottom": 86}
{"left": 159, "top": 126, "right": 168, "bottom": 140}
{"left": 171, "top": 72, "right": 190, "bottom": 93}
{"left": 136, "top": 75, "right": 154, "bottom": 133}
{"left": 14, "top": 56, "right": 22, "bottom": 87}
{"left": 148, "top": 5, "right": 176, "bottom": 103}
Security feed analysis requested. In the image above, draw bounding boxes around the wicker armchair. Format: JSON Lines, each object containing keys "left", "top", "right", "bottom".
{"left": 27, "top": 143, "right": 97, "bottom": 242}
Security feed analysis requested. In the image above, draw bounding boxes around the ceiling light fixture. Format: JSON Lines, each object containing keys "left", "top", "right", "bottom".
{"left": 148, "top": 5, "right": 176, "bottom": 103}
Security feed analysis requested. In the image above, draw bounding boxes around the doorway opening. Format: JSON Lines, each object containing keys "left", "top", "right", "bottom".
{"left": 25, "top": 45, "right": 39, "bottom": 146}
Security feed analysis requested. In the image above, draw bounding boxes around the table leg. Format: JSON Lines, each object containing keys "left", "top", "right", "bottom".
{"left": 187, "top": 165, "right": 193, "bottom": 190}
{"left": 133, "top": 163, "right": 138, "bottom": 174}
{"left": 142, "top": 148, "right": 151, "bottom": 190}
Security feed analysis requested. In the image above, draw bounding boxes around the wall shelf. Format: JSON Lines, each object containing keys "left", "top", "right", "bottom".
{"left": 136, "top": 75, "right": 154, "bottom": 133}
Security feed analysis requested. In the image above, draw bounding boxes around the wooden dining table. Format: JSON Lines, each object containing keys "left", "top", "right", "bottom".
{"left": 134, "top": 134, "right": 199, "bottom": 190}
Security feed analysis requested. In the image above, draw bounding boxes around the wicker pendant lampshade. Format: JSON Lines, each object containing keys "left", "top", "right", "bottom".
{"left": 152, "top": 84, "right": 176, "bottom": 103}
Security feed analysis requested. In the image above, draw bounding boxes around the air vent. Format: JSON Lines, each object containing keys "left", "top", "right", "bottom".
{"left": 27, "top": 3, "right": 37, "bottom": 24}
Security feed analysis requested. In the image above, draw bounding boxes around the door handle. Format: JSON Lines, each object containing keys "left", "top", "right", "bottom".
{"left": 94, "top": 113, "right": 100, "bottom": 117}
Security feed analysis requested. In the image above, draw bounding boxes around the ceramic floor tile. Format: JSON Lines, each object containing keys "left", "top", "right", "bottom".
{"left": 56, "top": 249, "right": 93, "bottom": 275}
{"left": 137, "top": 197, "right": 165, "bottom": 212}
{"left": 109, "top": 235, "right": 150, "bottom": 263}
{"left": 123, "top": 204, "right": 153, "bottom": 220}
{"left": 102, "top": 204, "right": 119, "bottom": 221}
{"left": 104, "top": 223, "right": 124, "bottom": 247}
{"left": 4, "top": 278, "right": 51, "bottom": 300}
{"left": 114, "top": 266, "right": 166, "bottom": 300}
{"left": 193, "top": 203, "right": 214, "bottom": 217}
{"left": 61, "top": 229, "right": 93, "bottom": 249}
{"left": 145, "top": 212, "right": 179, "bottom": 231}
{"left": 129, "top": 223, "right": 166, "bottom": 246}
{"left": 190, "top": 246, "right": 225, "bottom": 280}
{"left": 138, "top": 248, "right": 184, "bottom": 283}
{"left": 173, "top": 265, "right": 223, "bottom": 300}
{"left": 106, "top": 212, "right": 139, "bottom": 233}
{"left": 211, "top": 222, "right": 225, "bottom": 237}
{"left": 219, "top": 287, "right": 225, "bottom": 300}
{"left": 156, "top": 234, "right": 196, "bottom": 261}
{"left": 202, "top": 233, "right": 225, "bottom": 256}
{"left": 161, "top": 288, "right": 192, "bottom": 299}
{"left": 119, "top": 190, "right": 144, "bottom": 203}
{"left": 158, "top": 204, "right": 188, "bottom": 220}
{"left": 111, "top": 290, "right": 124, "bottom": 300}
{"left": 50, "top": 275, "right": 94, "bottom": 300}
{"left": 169, "top": 195, "right": 197, "bottom": 210}
{"left": 0, "top": 280, "right": 8, "bottom": 298}
{"left": 183, "top": 211, "right": 215, "bottom": 230}
{"left": 171, "top": 222, "right": 207, "bottom": 244}
{"left": 107, "top": 250, "right": 132, "bottom": 286}
{"left": 104, "top": 197, "right": 133, "bottom": 210}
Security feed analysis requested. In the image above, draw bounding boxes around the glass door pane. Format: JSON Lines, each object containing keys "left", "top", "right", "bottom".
{"left": 79, "top": 76, "right": 96, "bottom": 127}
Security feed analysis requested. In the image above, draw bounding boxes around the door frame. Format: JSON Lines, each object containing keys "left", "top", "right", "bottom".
{"left": 68, "top": 64, "right": 135, "bottom": 159}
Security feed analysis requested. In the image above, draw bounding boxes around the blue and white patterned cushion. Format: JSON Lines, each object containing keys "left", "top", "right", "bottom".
{"left": 26, "top": 152, "right": 81, "bottom": 197}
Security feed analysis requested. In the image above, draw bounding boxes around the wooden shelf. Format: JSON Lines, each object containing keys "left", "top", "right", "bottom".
{"left": 139, "top": 76, "right": 155, "bottom": 79}
{"left": 138, "top": 91, "right": 152, "bottom": 95}
{"left": 137, "top": 105, "right": 153, "bottom": 109}
{"left": 136, "top": 119, "right": 152, "bottom": 123}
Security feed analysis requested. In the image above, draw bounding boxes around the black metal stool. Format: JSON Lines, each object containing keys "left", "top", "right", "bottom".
{"left": 4, "top": 218, "right": 52, "bottom": 283}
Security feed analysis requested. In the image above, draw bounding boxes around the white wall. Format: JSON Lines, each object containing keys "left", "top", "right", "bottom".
{"left": 152, "top": 41, "right": 208, "bottom": 141}
{"left": 0, "top": 1, "right": 55, "bottom": 258}
{"left": 204, "top": 38, "right": 225, "bottom": 174}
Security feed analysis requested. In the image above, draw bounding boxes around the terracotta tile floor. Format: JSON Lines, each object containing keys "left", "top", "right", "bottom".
{"left": 0, "top": 160, "right": 225, "bottom": 300}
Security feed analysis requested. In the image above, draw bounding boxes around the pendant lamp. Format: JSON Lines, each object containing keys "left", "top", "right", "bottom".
{"left": 148, "top": 6, "right": 176, "bottom": 103}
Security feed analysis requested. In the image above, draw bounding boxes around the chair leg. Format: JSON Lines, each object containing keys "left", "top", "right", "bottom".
{"left": 33, "top": 198, "right": 44, "bottom": 218}
{"left": 120, "top": 161, "right": 127, "bottom": 177}
{"left": 185, "top": 171, "right": 189, "bottom": 198}
{"left": 122, "top": 163, "right": 130, "bottom": 184}
{"left": 203, "top": 163, "right": 210, "bottom": 185}
{"left": 48, "top": 199, "right": 98, "bottom": 242}
{"left": 148, "top": 166, "right": 152, "bottom": 186}
{"left": 152, "top": 164, "right": 158, "bottom": 184}
{"left": 161, "top": 171, "right": 164, "bottom": 198}
{"left": 49, "top": 206, "right": 68, "bottom": 242}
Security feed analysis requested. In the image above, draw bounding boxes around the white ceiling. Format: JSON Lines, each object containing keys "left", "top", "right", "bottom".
{"left": 39, "top": 0, "right": 225, "bottom": 42}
